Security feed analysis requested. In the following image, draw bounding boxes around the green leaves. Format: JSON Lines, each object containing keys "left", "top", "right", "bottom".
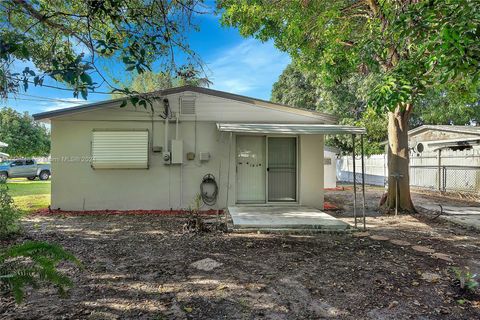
{"left": 369, "top": 75, "right": 415, "bottom": 112}
{"left": 0, "top": 0, "right": 204, "bottom": 99}
{"left": 271, "top": 63, "right": 388, "bottom": 154}
{"left": 220, "top": 0, "right": 480, "bottom": 115}
{"left": 0, "top": 241, "right": 81, "bottom": 303}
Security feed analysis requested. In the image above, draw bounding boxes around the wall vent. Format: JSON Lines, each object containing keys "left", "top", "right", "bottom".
{"left": 180, "top": 97, "right": 196, "bottom": 115}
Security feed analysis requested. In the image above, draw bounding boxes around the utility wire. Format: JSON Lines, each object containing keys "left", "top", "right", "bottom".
{"left": 17, "top": 93, "right": 87, "bottom": 103}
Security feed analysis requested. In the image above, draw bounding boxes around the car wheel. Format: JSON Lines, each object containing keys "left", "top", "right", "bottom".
{"left": 39, "top": 171, "right": 50, "bottom": 181}
{"left": 27, "top": 177, "right": 36, "bottom": 181}
{"left": 0, "top": 172, "right": 7, "bottom": 182}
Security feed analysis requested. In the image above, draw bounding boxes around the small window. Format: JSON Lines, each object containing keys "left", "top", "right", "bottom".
{"left": 91, "top": 130, "right": 149, "bottom": 169}
{"left": 26, "top": 160, "right": 34, "bottom": 165}
{"left": 324, "top": 158, "right": 332, "bottom": 165}
{"left": 11, "top": 160, "right": 24, "bottom": 167}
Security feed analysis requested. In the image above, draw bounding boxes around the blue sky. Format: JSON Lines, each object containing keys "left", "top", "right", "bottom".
{"left": 3, "top": 5, "right": 290, "bottom": 115}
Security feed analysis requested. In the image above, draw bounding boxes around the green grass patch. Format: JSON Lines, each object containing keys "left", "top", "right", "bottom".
{"left": 13, "top": 195, "right": 50, "bottom": 212}
{"left": 6, "top": 179, "right": 51, "bottom": 213}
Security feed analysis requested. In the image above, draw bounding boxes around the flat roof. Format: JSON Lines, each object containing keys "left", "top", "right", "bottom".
{"left": 216, "top": 123, "right": 366, "bottom": 135}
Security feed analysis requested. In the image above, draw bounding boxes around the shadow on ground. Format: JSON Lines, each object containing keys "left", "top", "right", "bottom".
{"left": 1, "top": 209, "right": 479, "bottom": 319}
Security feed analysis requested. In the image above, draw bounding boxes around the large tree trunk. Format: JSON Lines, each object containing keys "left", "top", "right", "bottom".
{"left": 384, "top": 104, "right": 415, "bottom": 213}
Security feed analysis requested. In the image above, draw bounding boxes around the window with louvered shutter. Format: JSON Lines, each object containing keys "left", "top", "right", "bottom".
{"left": 91, "top": 130, "right": 149, "bottom": 169}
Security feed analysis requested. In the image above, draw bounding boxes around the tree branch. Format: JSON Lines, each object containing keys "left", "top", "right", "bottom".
{"left": 11, "top": 0, "right": 93, "bottom": 52}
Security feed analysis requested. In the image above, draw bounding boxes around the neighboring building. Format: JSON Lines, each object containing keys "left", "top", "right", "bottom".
{"left": 33, "top": 86, "right": 364, "bottom": 211}
{"left": 0, "top": 141, "right": 8, "bottom": 160}
{"left": 409, "top": 125, "right": 480, "bottom": 154}
{"left": 339, "top": 125, "right": 480, "bottom": 192}
{"left": 324, "top": 146, "right": 340, "bottom": 188}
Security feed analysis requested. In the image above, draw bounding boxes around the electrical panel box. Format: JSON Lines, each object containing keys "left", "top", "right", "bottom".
{"left": 199, "top": 152, "right": 210, "bottom": 161}
{"left": 170, "top": 140, "right": 183, "bottom": 164}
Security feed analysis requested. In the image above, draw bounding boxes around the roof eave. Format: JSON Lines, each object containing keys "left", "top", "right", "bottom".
{"left": 32, "top": 85, "right": 338, "bottom": 123}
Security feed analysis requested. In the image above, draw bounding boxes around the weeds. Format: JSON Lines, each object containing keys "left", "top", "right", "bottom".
{"left": 0, "top": 181, "right": 21, "bottom": 239}
{"left": 183, "top": 193, "right": 206, "bottom": 232}
{"left": 452, "top": 267, "right": 478, "bottom": 293}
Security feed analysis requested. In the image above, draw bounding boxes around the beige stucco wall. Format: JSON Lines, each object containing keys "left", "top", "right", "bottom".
{"left": 51, "top": 120, "right": 236, "bottom": 210}
{"left": 299, "top": 135, "right": 324, "bottom": 209}
{"left": 50, "top": 119, "right": 325, "bottom": 210}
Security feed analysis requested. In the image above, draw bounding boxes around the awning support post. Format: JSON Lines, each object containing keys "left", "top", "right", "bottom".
{"left": 361, "top": 134, "right": 366, "bottom": 231}
{"left": 226, "top": 132, "right": 233, "bottom": 211}
{"left": 352, "top": 134, "right": 357, "bottom": 228}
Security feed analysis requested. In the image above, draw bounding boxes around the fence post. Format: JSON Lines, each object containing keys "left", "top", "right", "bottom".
{"left": 437, "top": 149, "right": 442, "bottom": 191}
{"left": 443, "top": 166, "right": 447, "bottom": 192}
{"left": 352, "top": 134, "right": 357, "bottom": 228}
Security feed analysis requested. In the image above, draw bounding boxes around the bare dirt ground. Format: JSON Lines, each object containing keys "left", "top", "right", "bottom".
{"left": 1, "top": 188, "right": 479, "bottom": 319}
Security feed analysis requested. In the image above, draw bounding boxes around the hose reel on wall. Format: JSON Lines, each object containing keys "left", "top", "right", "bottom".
{"left": 200, "top": 174, "right": 218, "bottom": 206}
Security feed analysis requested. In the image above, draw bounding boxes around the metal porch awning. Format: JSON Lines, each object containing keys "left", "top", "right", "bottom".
{"left": 429, "top": 138, "right": 480, "bottom": 151}
{"left": 216, "top": 123, "right": 366, "bottom": 135}
{"left": 218, "top": 122, "right": 368, "bottom": 231}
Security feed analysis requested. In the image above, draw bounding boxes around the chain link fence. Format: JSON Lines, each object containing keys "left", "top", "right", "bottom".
{"left": 410, "top": 165, "right": 480, "bottom": 193}
{"left": 339, "top": 149, "right": 480, "bottom": 194}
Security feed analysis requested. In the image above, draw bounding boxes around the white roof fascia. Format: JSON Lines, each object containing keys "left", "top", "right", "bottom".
{"left": 216, "top": 123, "right": 366, "bottom": 135}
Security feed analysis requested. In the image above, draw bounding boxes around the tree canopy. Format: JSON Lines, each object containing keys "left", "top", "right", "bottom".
{"left": 220, "top": 0, "right": 479, "bottom": 111}
{"left": 114, "top": 69, "right": 212, "bottom": 97}
{"left": 272, "top": 63, "right": 480, "bottom": 154}
{"left": 0, "top": 107, "right": 50, "bottom": 157}
{"left": 271, "top": 63, "right": 387, "bottom": 154}
{"left": 0, "top": 0, "right": 205, "bottom": 104}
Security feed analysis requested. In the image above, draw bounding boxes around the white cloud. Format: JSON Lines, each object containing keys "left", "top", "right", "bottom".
{"left": 44, "top": 98, "right": 89, "bottom": 111}
{"left": 207, "top": 39, "right": 290, "bottom": 99}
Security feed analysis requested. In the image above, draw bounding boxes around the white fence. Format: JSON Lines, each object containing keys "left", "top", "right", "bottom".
{"left": 337, "top": 154, "right": 387, "bottom": 186}
{"left": 338, "top": 149, "right": 480, "bottom": 193}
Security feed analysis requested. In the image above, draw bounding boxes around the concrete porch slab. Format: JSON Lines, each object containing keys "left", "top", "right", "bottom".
{"left": 228, "top": 206, "right": 350, "bottom": 231}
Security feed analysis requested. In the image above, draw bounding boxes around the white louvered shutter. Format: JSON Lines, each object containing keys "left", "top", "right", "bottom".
{"left": 92, "top": 130, "right": 148, "bottom": 169}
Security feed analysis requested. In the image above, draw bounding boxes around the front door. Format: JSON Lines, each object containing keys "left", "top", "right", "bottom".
{"left": 236, "top": 136, "right": 266, "bottom": 203}
{"left": 267, "top": 137, "right": 297, "bottom": 202}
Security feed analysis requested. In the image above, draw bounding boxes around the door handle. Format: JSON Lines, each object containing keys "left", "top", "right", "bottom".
{"left": 267, "top": 167, "right": 269, "bottom": 172}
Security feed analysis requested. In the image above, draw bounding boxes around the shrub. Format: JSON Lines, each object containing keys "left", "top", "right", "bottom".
{"left": 0, "top": 241, "right": 81, "bottom": 303}
{"left": 0, "top": 181, "right": 21, "bottom": 238}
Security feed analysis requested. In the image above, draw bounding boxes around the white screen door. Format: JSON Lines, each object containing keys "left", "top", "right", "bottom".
{"left": 267, "top": 137, "right": 297, "bottom": 202}
{"left": 236, "top": 136, "right": 266, "bottom": 203}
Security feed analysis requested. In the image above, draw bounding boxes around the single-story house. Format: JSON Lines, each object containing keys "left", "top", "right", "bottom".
{"left": 33, "top": 86, "right": 364, "bottom": 211}
{"left": 409, "top": 125, "right": 480, "bottom": 154}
